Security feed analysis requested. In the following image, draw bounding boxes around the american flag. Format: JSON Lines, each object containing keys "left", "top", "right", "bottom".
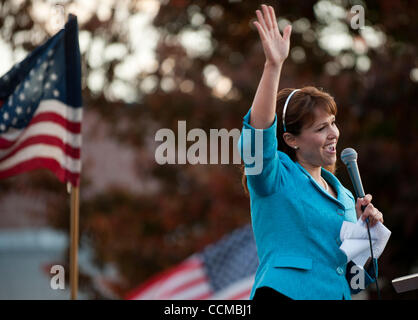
{"left": 126, "top": 224, "right": 258, "bottom": 300}
{"left": 0, "top": 14, "right": 82, "bottom": 186}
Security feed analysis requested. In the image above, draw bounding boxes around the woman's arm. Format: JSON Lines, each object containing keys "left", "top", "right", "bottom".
{"left": 250, "top": 4, "right": 292, "bottom": 129}
{"left": 238, "top": 5, "right": 292, "bottom": 196}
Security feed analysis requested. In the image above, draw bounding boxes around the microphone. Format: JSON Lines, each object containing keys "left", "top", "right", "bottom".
{"left": 340, "top": 147, "right": 381, "bottom": 299}
{"left": 340, "top": 148, "right": 365, "bottom": 200}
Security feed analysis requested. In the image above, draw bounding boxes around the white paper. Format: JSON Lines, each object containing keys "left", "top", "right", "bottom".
{"left": 339, "top": 218, "right": 391, "bottom": 267}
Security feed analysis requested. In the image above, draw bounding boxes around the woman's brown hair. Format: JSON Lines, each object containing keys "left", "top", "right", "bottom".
{"left": 241, "top": 86, "right": 338, "bottom": 196}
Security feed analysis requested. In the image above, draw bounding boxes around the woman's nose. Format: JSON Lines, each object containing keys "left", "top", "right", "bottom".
{"left": 329, "top": 125, "right": 339, "bottom": 139}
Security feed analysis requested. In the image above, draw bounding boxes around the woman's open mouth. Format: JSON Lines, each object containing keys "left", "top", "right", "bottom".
{"left": 324, "top": 142, "right": 336, "bottom": 154}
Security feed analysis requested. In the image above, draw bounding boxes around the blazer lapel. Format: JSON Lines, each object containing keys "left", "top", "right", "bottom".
{"left": 295, "top": 162, "right": 345, "bottom": 207}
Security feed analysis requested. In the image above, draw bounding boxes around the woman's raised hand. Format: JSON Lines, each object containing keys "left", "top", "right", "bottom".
{"left": 253, "top": 4, "right": 292, "bottom": 67}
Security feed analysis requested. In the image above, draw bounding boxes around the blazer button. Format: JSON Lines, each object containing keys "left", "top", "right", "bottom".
{"left": 336, "top": 266, "right": 344, "bottom": 276}
{"left": 336, "top": 208, "right": 345, "bottom": 216}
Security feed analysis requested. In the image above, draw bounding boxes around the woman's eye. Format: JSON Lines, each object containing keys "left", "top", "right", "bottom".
{"left": 318, "top": 120, "right": 336, "bottom": 131}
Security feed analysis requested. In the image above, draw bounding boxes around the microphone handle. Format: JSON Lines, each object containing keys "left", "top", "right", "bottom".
{"left": 347, "top": 160, "right": 365, "bottom": 198}
{"left": 347, "top": 160, "right": 381, "bottom": 299}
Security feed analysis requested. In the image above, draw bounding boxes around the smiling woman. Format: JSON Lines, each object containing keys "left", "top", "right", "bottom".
{"left": 241, "top": 86, "right": 339, "bottom": 196}
{"left": 238, "top": 4, "right": 383, "bottom": 301}
{"left": 277, "top": 86, "right": 338, "bottom": 171}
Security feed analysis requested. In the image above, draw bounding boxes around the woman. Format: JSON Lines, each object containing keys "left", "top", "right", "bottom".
{"left": 238, "top": 5, "right": 384, "bottom": 300}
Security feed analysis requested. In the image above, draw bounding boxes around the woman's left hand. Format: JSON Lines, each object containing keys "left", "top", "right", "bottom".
{"left": 355, "top": 194, "right": 384, "bottom": 227}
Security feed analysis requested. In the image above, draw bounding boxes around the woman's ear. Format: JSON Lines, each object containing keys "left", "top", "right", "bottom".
{"left": 282, "top": 132, "right": 297, "bottom": 149}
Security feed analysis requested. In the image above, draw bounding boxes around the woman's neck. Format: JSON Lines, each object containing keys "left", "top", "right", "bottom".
{"left": 297, "top": 160, "right": 322, "bottom": 182}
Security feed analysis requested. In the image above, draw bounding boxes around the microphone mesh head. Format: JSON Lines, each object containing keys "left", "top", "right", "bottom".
{"left": 340, "top": 148, "right": 357, "bottom": 165}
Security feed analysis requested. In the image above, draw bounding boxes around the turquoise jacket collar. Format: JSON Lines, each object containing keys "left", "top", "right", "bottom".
{"left": 295, "top": 162, "right": 348, "bottom": 209}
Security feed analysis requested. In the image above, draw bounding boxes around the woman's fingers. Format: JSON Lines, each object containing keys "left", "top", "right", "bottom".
{"left": 375, "top": 211, "right": 384, "bottom": 224}
{"left": 367, "top": 211, "right": 382, "bottom": 227}
{"left": 268, "top": 5, "right": 282, "bottom": 39}
{"left": 262, "top": 4, "right": 273, "bottom": 31}
{"left": 268, "top": 5, "right": 279, "bottom": 31}
{"left": 253, "top": 21, "right": 267, "bottom": 42}
{"left": 256, "top": 5, "right": 285, "bottom": 40}
{"left": 253, "top": 4, "right": 291, "bottom": 65}
{"left": 282, "top": 25, "right": 292, "bottom": 42}
{"left": 362, "top": 194, "right": 373, "bottom": 206}
{"left": 361, "top": 203, "right": 374, "bottom": 220}
{"left": 256, "top": 10, "right": 268, "bottom": 34}
{"left": 356, "top": 194, "right": 372, "bottom": 210}
{"left": 355, "top": 194, "right": 383, "bottom": 227}
{"left": 361, "top": 204, "right": 384, "bottom": 227}
{"left": 361, "top": 206, "right": 374, "bottom": 225}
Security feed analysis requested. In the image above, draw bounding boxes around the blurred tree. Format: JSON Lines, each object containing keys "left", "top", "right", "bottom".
{"left": 0, "top": 0, "right": 417, "bottom": 299}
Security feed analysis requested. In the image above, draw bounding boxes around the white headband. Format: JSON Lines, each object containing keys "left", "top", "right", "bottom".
{"left": 282, "top": 89, "right": 300, "bottom": 132}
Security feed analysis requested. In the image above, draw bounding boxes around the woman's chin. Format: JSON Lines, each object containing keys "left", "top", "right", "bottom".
{"left": 322, "top": 155, "right": 337, "bottom": 166}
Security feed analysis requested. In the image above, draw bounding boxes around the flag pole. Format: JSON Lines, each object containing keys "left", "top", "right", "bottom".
{"left": 68, "top": 182, "right": 80, "bottom": 300}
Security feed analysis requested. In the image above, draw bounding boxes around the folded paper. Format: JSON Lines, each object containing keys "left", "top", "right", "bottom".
{"left": 339, "top": 218, "right": 391, "bottom": 267}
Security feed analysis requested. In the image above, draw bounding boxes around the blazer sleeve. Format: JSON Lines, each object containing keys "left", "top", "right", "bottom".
{"left": 345, "top": 259, "right": 378, "bottom": 295}
{"left": 238, "top": 107, "right": 282, "bottom": 197}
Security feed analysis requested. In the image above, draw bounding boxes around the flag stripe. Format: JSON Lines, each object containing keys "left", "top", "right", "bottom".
{"left": 37, "top": 99, "right": 83, "bottom": 122}
{"left": 0, "top": 122, "right": 81, "bottom": 151}
{"left": 126, "top": 258, "right": 192, "bottom": 299}
{"left": 0, "top": 135, "right": 80, "bottom": 162}
{"left": 29, "top": 112, "right": 81, "bottom": 133}
{"left": 0, "top": 99, "right": 82, "bottom": 141}
{"left": 167, "top": 282, "right": 212, "bottom": 300}
{"left": 126, "top": 258, "right": 252, "bottom": 300}
{"left": 159, "top": 270, "right": 209, "bottom": 299}
{"left": 126, "top": 257, "right": 209, "bottom": 300}
{"left": 156, "top": 270, "right": 202, "bottom": 295}
{"left": 0, "top": 157, "right": 79, "bottom": 185}
{"left": 0, "top": 100, "right": 82, "bottom": 149}
{"left": 0, "top": 144, "right": 81, "bottom": 173}
{"left": 190, "top": 291, "right": 213, "bottom": 300}
{"left": 209, "top": 275, "right": 254, "bottom": 300}
{"left": 227, "top": 288, "right": 252, "bottom": 300}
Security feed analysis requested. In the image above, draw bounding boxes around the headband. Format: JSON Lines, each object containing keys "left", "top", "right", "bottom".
{"left": 282, "top": 89, "right": 300, "bottom": 132}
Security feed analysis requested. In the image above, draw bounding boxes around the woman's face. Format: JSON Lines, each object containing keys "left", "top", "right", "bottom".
{"left": 295, "top": 107, "right": 339, "bottom": 168}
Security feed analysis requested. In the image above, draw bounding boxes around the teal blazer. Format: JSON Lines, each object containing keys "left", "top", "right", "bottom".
{"left": 238, "top": 108, "right": 377, "bottom": 300}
